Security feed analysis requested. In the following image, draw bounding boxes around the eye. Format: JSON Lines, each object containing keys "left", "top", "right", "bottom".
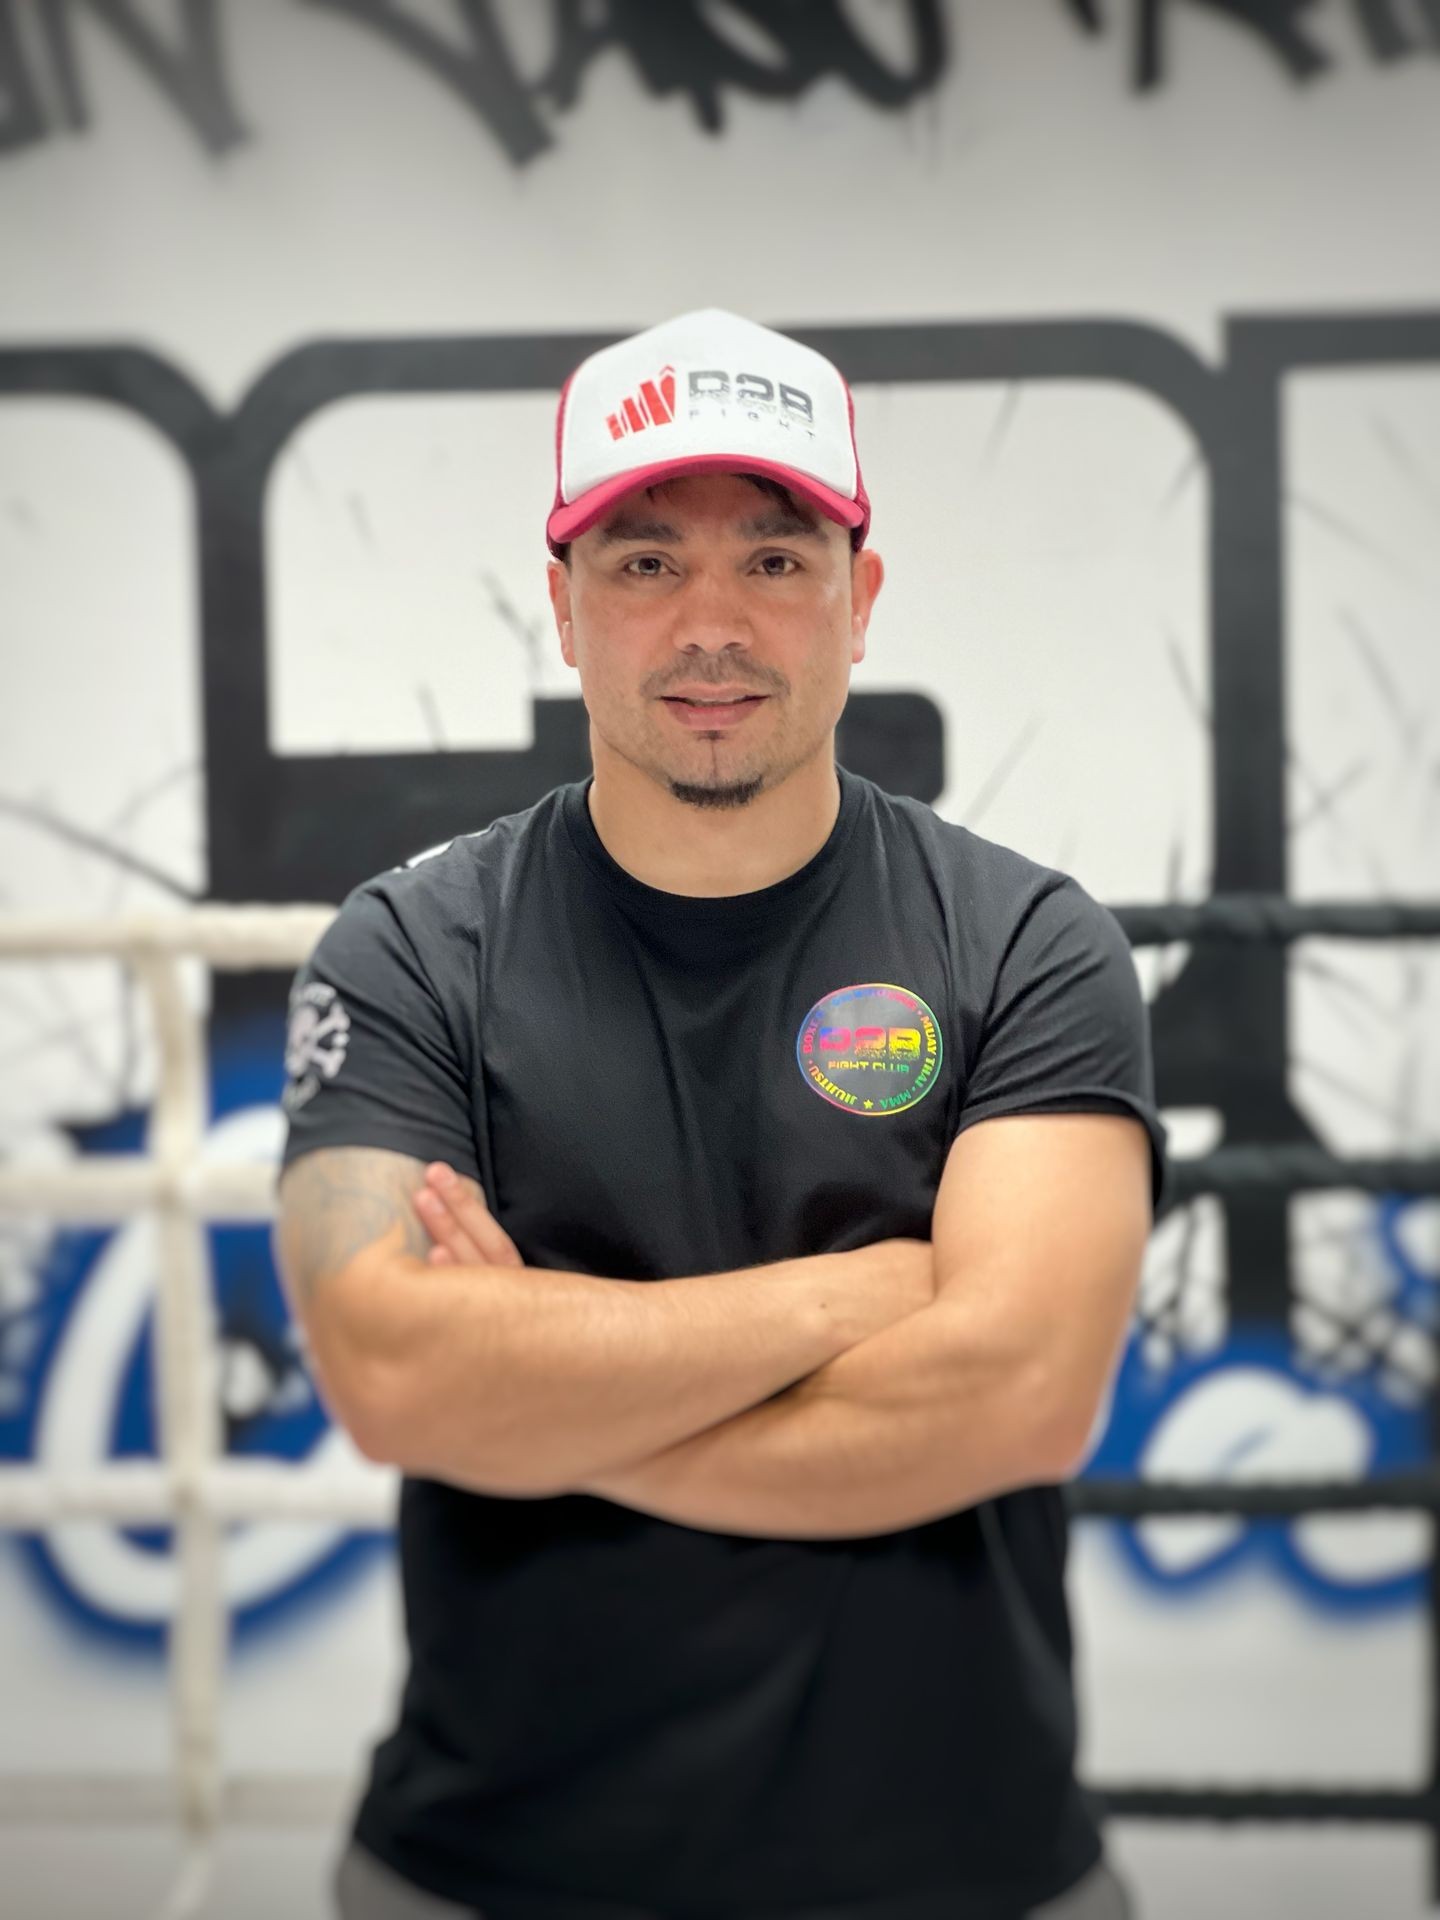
{"left": 622, "top": 554, "right": 669, "bottom": 577}
{"left": 756, "top": 553, "right": 800, "bottom": 576}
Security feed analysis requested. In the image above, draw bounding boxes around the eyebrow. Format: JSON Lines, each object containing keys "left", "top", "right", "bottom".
{"left": 740, "top": 509, "right": 826, "bottom": 542}
{"left": 594, "top": 509, "right": 827, "bottom": 547}
{"left": 594, "top": 516, "right": 682, "bottom": 546}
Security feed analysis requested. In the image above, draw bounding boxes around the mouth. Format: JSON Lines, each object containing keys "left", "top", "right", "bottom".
{"left": 660, "top": 695, "right": 769, "bottom": 730}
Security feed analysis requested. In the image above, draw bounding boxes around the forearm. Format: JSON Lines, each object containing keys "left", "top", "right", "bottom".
{"left": 577, "top": 1294, "right": 1073, "bottom": 1539}
{"left": 359, "top": 1242, "right": 920, "bottom": 1495}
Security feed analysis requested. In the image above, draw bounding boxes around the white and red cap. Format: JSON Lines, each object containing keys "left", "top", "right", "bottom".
{"left": 547, "top": 308, "right": 870, "bottom": 557}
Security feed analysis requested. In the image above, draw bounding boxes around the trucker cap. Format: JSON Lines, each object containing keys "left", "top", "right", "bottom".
{"left": 546, "top": 308, "right": 870, "bottom": 557}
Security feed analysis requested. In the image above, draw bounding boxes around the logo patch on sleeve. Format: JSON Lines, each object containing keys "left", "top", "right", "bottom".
{"left": 796, "top": 983, "right": 942, "bottom": 1116}
{"left": 282, "top": 981, "right": 352, "bottom": 1114}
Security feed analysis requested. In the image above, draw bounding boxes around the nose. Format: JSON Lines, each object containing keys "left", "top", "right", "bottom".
{"left": 669, "top": 565, "right": 754, "bottom": 657}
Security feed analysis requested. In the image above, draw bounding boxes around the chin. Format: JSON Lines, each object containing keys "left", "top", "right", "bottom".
{"left": 664, "top": 771, "right": 767, "bottom": 812}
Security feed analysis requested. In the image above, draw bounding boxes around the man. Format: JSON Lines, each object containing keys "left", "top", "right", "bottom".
{"left": 275, "top": 308, "right": 1165, "bottom": 1920}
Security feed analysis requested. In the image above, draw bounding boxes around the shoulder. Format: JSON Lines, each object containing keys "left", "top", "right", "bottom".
{"left": 862, "top": 777, "right": 1095, "bottom": 932}
{"left": 302, "top": 786, "right": 568, "bottom": 1003}
{"left": 338, "top": 784, "right": 567, "bottom": 927}
{"left": 856, "top": 778, "right": 1136, "bottom": 1002}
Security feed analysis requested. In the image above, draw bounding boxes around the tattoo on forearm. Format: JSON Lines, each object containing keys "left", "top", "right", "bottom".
{"left": 275, "top": 1147, "right": 431, "bottom": 1309}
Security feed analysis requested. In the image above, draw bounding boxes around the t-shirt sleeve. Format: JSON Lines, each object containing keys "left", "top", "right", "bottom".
{"left": 957, "top": 875, "right": 1168, "bottom": 1209}
{"left": 277, "top": 879, "right": 481, "bottom": 1184}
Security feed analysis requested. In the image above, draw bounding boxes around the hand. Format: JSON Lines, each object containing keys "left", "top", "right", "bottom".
{"left": 412, "top": 1163, "right": 525, "bottom": 1270}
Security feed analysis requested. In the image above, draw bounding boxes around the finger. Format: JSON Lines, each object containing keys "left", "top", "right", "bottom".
{"left": 417, "top": 1168, "right": 521, "bottom": 1268}
{"left": 428, "top": 1245, "right": 454, "bottom": 1266}
{"left": 413, "top": 1185, "right": 487, "bottom": 1265}
{"left": 425, "top": 1166, "right": 524, "bottom": 1268}
{"left": 446, "top": 1188, "right": 524, "bottom": 1267}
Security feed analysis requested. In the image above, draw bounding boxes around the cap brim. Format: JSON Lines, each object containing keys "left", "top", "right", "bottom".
{"left": 547, "top": 454, "right": 865, "bottom": 553}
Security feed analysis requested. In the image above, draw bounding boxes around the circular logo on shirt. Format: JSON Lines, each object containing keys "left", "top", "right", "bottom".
{"left": 795, "top": 983, "right": 943, "bottom": 1116}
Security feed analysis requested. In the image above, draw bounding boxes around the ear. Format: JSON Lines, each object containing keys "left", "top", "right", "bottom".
{"left": 849, "top": 546, "right": 884, "bottom": 665}
{"left": 547, "top": 559, "right": 576, "bottom": 668}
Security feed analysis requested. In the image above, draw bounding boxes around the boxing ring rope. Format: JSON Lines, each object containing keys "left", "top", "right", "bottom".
{"left": 0, "top": 909, "right": 390, "bottom": 1920}
{"left": 0, "top": 898, "right": 1435, "bottom": 1918}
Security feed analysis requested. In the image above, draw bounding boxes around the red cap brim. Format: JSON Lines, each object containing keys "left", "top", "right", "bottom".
{"left": 547, "top": 454, "right": 868, "bottom": 556}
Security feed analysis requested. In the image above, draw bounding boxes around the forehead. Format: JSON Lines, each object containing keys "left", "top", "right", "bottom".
{"left": 590, "top": 472, "right": 833, "bottom": 547}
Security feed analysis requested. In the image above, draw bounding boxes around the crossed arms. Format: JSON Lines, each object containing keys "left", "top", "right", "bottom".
{"left": 274, "top": 1112, "right": 1152, "bottom": 1541}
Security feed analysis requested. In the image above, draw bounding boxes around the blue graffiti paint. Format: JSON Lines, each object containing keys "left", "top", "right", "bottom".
{"left": 1083, "top": 1307, "right": 1428, "bottom": 1615}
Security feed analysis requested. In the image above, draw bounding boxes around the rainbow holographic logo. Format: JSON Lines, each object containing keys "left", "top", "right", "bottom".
{"left": 795, "top": 983, "right": 943, "bottom": 1116}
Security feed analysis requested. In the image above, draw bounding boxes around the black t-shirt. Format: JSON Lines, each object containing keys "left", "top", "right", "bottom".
{"left": 278, "top": 763, "right": 1167, "bottom": 1920}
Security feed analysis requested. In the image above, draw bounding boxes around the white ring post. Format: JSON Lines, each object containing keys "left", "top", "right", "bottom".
{"left": 0, "top": 909, "right": 405, "bottom": 1920}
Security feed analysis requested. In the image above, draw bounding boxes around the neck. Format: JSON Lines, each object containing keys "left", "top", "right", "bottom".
{"left": 586, "top": 737, "right": 842, "bottom": 898}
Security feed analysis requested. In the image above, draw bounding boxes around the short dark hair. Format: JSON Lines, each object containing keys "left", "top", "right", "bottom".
{"left": 553, "top": 473, "right": 814, "bottom": 567}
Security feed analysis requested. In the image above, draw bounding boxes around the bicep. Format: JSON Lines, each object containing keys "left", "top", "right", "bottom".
{"left": 960, "top": 876, "right": 1168, "bottom": 1211}
{"left": 274, "top": 1145, "right": 431, "bottom": 1439}
{"left": 930, "top": 1112, "right": 1152, "bottom": 1457}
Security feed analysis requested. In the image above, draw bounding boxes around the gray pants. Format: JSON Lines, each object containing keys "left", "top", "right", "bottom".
{"left": 333, "top": 1838, "right": 1135, "bottom": 1920}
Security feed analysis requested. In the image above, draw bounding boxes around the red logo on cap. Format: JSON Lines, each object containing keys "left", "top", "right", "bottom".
{"left": 606, "top": 364, "right": 676, "bottom": 441}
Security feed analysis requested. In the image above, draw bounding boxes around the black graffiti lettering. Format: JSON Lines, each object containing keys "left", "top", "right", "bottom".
{"left": 735, "top": 373, "right": 774, "bottom": 407}
{"left": 1353, "top": 0, "right": 1440, "bottom": 59}
{"left": 1355, "top": 0, "right": 1408, "bottom": 58}
{"left": 0, "top": 2, "right": 48, "bottom": 155}
{"left": 779, "top": 383, "right": 814, "bottom": 424}
{"left": 538, "top": 0, "right": 947, "bottom": 136}
{"left": 298, "top": 0, "right": 551, "bottom": 167}
{"left": 1060, "top": 0, "right": 1331, "bottom": 90}
{"left": 14, "top": 0, "right": 249, "bottom": 155}
{"left": 1, "top": 0, "right": 1430, "bottom": 166}
{"left": 689, "top": 370, "right": 730, "bottom": 401}
{"left": 1153, "top": 0, "right": 1329, "bottom": 87}
{"left": 813, "top": 0, "right": 949, "bottom": 108}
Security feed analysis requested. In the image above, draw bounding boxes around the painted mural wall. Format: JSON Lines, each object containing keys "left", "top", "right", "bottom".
{"left": 1, "top": 3, "right": 1438, "bottom": 1914}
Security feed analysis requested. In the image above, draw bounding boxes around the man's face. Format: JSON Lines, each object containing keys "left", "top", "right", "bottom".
{"left": 548, "top": 471, "right": 884, "bottom": 811}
